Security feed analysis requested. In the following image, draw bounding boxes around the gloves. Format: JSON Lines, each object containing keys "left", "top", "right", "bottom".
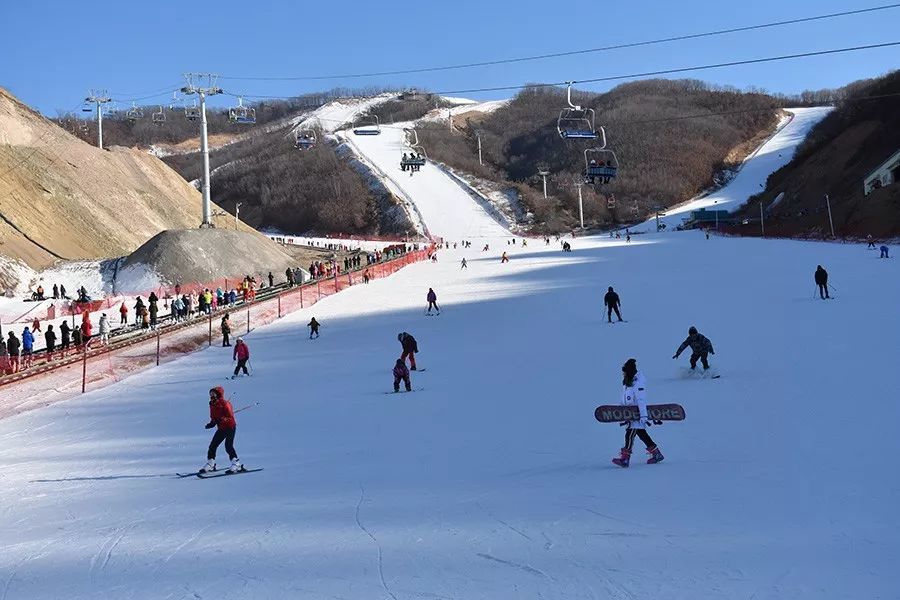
{"left": 653, "top": 420, "right": 663, "bottom": 426}
{"left": 710, "top": 350, "right": 715, "bottom": 355}
{"left": 672, "top": 354, "right": 678, "bottom": 359}
{"left": 205, "top": 422, "right": 215, "bottom": 429}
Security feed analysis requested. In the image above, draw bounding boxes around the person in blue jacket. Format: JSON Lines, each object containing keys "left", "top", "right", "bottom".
{"left": 21, "top": 327, "right": 35, "bottom": 369}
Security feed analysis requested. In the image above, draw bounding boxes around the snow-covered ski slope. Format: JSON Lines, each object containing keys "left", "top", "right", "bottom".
{"left": 652, "top": 107, "right": 831, "bottom": 228}
{"left": 3, "top": 104, "right": 898, "bottom": 599}
{"left": 341, "top": 124, "right": 510, "bottom": 240}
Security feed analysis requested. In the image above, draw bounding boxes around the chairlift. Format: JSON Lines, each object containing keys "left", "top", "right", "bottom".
{"left": 607, "top": 194, "right": 617, "bottom": 209}
{"left": 228, "top": 96, "right": 256, "bottom": 124}
{"left": 185, "top": 100, "right": 200, "bottom": 121}
{"left": 152, "top": 105, "right": 166, "bottom": 124}
{"left": 353, "top": 114, "right": 381, "bottom": 136}
{"left": 294, "top": 128, "right": 317, "bottom": 150}
{"left": 81, "top": 100, "right": 93, "bottom": 113}
{"left": 126, "top": 102, "right": 144, "bottom": 122}
{"left": 558, "top": 82, "right": 598, "bottom": 140}
{"left": 400, "top": 128, "right": 427, "bottom": 172}
{"left": 583, "top": 130, "right": 619, "bottom": 186}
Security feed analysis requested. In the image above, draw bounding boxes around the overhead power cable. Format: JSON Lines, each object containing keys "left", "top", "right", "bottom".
{"left": 217, "top": 3, "right": 900, "bottom": 81}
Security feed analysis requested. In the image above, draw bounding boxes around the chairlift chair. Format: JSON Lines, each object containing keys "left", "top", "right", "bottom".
{"left": 152, "top": 105, "right": 166, "bottom": 124}
{"left": 353, "top": 114, "right": 381, "bottom": 135}
{"left": 607, "top": 194, "right": 617, "bottom": 209}
{"left": 295, "top": 128, "right": 317, "bottom": 150}
{"left": 400, "top": 128, "right": 427, "bottom": 170}
{"left": 81, "top": 101, "right": 93, "bottom": 113}
{"left": 126, "top": 102, "right": 144, "bottom": 122}
{"left": 228, "top": 97, "right": 256, "bottom": 125}
{"left": 185, "top": 101, "right": 200, "bottom": 121}
{"left": 558, "top": 83, "right": 599, "bottom": 140}
{"left": 584, "top": 142, "right": 620, "bottom": 186}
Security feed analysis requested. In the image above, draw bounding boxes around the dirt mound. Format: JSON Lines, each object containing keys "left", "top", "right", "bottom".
{"left": 0, "top": 87, "right": 254, "bottom": 288}
{"left": 116, "top": 229, "right": 300, "bottom": 293}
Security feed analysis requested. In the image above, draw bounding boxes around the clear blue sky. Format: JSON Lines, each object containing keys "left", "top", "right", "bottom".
{"left": 1, "top": 0, "right": 897, "bottom": 115}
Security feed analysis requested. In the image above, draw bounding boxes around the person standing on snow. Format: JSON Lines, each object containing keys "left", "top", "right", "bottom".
{"left": 307, "top": 317, "right": 320, "bottom": 339}
{"left": 119, "top": 301, "right": 128, "bottom": 325}
{"left": 814, "top": 265, "right": 830, "bottom": 300}
{"left": 426, "top": 288, "right": 440, "bottom": 314}
{"left": 201, "top": 386, "right": 243, "bottom": 474}
{"left": 398, "top": 332, "right": 419, "bottom": 370}
{"left": 461, "top": 258, "right": 467, "bottom": 269}
{"left": 21, "top": 327, "right": 34, "bottom": 369}
{"left": 612, "top": 358, "right": 664, "bottom": 467}
{"left": 393, "top": 358, "right": 412, "bottom": 392}
{"left": 221, "top": 313, "right": 232, "bottom": 346}
{"left": 604, "top": 286, "right": 623, "bottom": 323}
{"left": 44, "top": 325, "right": 57, "bottom": 358}
{"left": 501, "top": 252, "right": 509, "bottom": 263}
{"left": 81, "top": 311, "right": 93, "bottom": 344}
{"left": 879, "top": 245, "right": 889, "bottom": 259}
{"left": 673, "top": 326, "right": 715, "bottom": 370}
{"left": 6, "top": 332, "right": 21, "bottom": 373}
{"left": 232, "top": 338, "right": 250, "bottom": 378}
{"left": 98, "top": 313, "right": 110, "bottom": 346}
{"left": 60, "top": 320, "right": 71, "bottom": 351}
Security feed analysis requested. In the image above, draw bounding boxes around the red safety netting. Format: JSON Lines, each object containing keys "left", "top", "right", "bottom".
{"left": 0, "top": 249, "right": 431, "bottom": 419}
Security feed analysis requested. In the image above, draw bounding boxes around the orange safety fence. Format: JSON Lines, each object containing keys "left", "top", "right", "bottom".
{"left": 0, "top": 249, "right": 431, "bottom": 419}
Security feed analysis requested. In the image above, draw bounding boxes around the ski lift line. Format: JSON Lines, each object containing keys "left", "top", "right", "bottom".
{"left": 215, "top": 3, "right": 900, "bottom": 81}
{"left": 432, "top": 41, "right": 900, "bottom": 96}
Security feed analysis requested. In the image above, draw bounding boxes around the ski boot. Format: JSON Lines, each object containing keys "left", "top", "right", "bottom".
{"left": 647, "top": 446, "right": 665, "bottom": 464}
{"left": 227, "top": 457, "right": 244, "bottom": 474}
{"left": 200, "top": 459, "right": 216, "bottom": 473}
{"left": 612, "top": 447, "right": 631, "bottom": 468}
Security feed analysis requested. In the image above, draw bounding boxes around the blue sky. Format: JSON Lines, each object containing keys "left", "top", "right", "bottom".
{"left": 1, "top": 0, "right": 897, "bottom": 115}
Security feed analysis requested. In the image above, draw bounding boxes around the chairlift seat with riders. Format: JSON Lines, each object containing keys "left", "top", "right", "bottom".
{"left": 151, "top": 106, "right": 166, "bottom": 124}
{"left": 126, "top": 103, "right": 144, "bottom": 122}
{"left": 582, "top": 128, "right": 620, "bottom": 185}
{"left": 228, "top": 97, "right": 256, "bottom": 124}
{"left": 295, "top": 128, "right": 317, "bottom": 149}
{"left": 353, "top": 114, "right": 381, "bottom": 135}
{"left": 400, "top": 128, "right": 427, "bottom": 172}
{"left": 185, "top": 103, "right": 200, "bottom": 121}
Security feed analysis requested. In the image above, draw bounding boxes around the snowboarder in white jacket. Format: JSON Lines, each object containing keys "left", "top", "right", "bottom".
{"left": 612, "top": 358, "right": 664, "bottom": 467}
{"left": 98, "top": 314, "right": 110, "bottom": 346}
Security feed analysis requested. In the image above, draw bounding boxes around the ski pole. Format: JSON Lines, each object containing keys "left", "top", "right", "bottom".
{"left": 234, "top": 401, "right": 260, "bottom": 413}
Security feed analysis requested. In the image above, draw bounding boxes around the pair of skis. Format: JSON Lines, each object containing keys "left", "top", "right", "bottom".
{"left": 176, "top": 467, "right": 263, "bottom": 479}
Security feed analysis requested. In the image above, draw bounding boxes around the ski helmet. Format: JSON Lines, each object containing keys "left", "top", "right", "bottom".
{"left": 688, "top": 326, "right": 697, "bottom": 335}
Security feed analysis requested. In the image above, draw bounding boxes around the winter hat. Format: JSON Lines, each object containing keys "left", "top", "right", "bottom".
{"left": 236, "top": 337, "right": 243, "bottom": 343}
{"left": 608, "top": 286, "right": 614, "bottom": 292}
{"left": 688, "top": 326, "right": 698, "bottom": 335}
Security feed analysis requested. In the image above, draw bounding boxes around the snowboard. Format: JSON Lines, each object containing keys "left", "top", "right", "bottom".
{"left": 176, "top": 467, "right": 262, "bottom": 478}
{"left": 384, "top": 387, "right": 425, "bottom": 394}
{"left": 594, "top": 403, "right": 686, "bottom": 423}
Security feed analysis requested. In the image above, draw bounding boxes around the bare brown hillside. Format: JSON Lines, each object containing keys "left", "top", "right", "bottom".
{"left": 0, "top": 87, "right": 255, "bottom": 282}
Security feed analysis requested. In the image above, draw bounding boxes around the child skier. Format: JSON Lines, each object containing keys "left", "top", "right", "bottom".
{"left": 232, "top": 338, "right": 250, "bottom": 378}
{"left": 672, "top": 326, "right": 715, "bottom": 370}
{"left": 612, "top": 358, "right": 664, "bottom": 467}
{"left": 393, "top": 358, "right": 412, "bottom": 392}
{"left": 426, "top": 288, "right": 439, "bottom": 314}
{"left": 201, "top": 386, "right": 243, "bottom": 473}
{"left": 307, "top": 317, "right": 320, "bottom": 339}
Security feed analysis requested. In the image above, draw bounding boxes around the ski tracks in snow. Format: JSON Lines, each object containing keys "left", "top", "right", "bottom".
{"left": 355, "top": 485, "right": 398, "bottom": 600}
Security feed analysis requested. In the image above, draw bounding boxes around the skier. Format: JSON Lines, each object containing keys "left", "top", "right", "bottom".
{"left": 21, "top": 327, "right": 34, "bottom": 369}
{"left": 232, "top": 338, "right": 250, "bottom": 378}
{"left": 98, "top": 313, "right": 110, "bottom": 346}
{"left": 268, "top": 271, "right": 274, "bottom": 287}
{"left": 612, "top": 358, "right": 664, "bottom": 467}
{"left": 398, "top": 332, "right": 418, "bottom": 370}
{"left": 880, "top": 245, "right": 889, "bottom": 259}
{"left": 119, "top": 301, "right": 128, "bottom": 325}
{"left": 501, "top": 252, "right": 509, "bottom": 263}
{"left": 307, "top": 317, "right": 320, "bottom": 339}
{"left": 673, "top": 326, "right": 715, "bottom": 370}
{"left": 363, "top": 269, "right": 371, "bottom": 284}
{"left": 426, "top": 288, "right": 440, "bottom": 314}
{"left": 392, "top": 358, "right": 412, "bottom": 392}
{"left": 285, "top": 267, "right": 295, "bottom": 287}
{"left": 461, "top": 258, "right": 468, "bottom": 269}
{"left": 221, "top": 313, "right": 232, "bottom": 346}
{"left": 867, "top": 234, "right": 876, "bottom": 249}
{"left": 603, "top": 286, "right": 623, "bottom": 323}
{"left": 201, "top": 386, "right": 243, "bottom": 474}
{"left": 814, "top": 265, "right": 830, "bottom": 299}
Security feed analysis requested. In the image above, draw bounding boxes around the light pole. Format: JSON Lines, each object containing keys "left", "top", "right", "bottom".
{"left": 824, "top": 194, "right": 835, "bottom": 238}
{"left": 538, "top": 166, "right": 550, "bottom": 199}
{"left": 760, "top": 201, "right": 765, "bottom": 237}
{"left": 574, "top": 181, "right": 584, "bottom": 229}
{"left": 476, "top": 131, "right": 483, "bottom": 166}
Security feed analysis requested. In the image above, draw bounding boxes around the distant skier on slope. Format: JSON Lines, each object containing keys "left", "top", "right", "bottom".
{"left": 392, "top": 358, "right": 412, "bottom": 392}
{"left": 307, "top": 317, "right": 320, "bottom": 339}
{"left": 201, "top": 386, "right": 243, "bottom": 474}
{"left": 501, "top": 252, "right": 509, "bottom": 263}
{"left": 603, "top": 286, "right": 623, "bottom": 323}
{"left": 612, "top": 358, "right": 664, "bottom": 467}
{"left": 461, "top": 258, "right": 467, "bottom": 269}
{"left": 426, "top": 288, "right": 440, "bottom": 314}
{"left": 232, "top": 338, "right": 250, "bottom": 378}
{"left": 672, "top": 326, "right": 715, "bottom": 371}
{"left": 814, "top": 265, "right": 830, "bottom": 300}
{"left": 398, "top": 332, "right": 418, "bottom": 370}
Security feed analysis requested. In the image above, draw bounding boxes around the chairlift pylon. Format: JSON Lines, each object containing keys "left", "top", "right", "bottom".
{"left": 228, "top": 96, "right": 256, "bottom": 124}
{"left": 353, "top": 114, "right": 381, "bottom": 136}
{"left": 558, "top": 82, "right": 599, "bottom": 140}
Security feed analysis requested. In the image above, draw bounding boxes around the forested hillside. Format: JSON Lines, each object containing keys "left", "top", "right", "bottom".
{"left": 419, "top": 80, "right": 780, "bottom": 231}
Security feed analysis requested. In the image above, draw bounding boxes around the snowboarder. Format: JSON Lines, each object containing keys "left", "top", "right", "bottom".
{"left": 814, "top": 265, "right": 830, "bottom": 299}
{"left": 604, "top": 286, "right": 623, "bottom": 323}
{"left": 307, "top": 317, "right": 320, "bottom": 339}
{"left": 612, "top": 358, "right": 664, "bottom": 467}
{"left": 398, "top": 332, "right": 418, "bottom": 370}
{"left": 880, "top": 245, "right": 890, "bottom": 259}
{"left": 201, "top": 386, "right": 242, "bottom": 474}
{"left": 461, "top": 258, "right": 467, "bottom": 269}
{"left": 44, "top": 325, "right": 56, "bottom": 357}
{"left": 392, "top": 358, "right": 412, "bottom": 392}
{"left": 98, "top": 313, "right": 110, "bottom": 346}
{"left": 221, "top": 313, "right": 232, "bottom": 346}
{"left": 673, "top": 326, "right": 715, "bottom": 370}
{"left": 232, "top": 338, "right": 250, "bottom": 378}
{"left": 426, "top": 288, "right": 440, "bottom": 314}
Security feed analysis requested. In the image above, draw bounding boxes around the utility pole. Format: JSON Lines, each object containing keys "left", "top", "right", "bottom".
{"left": 714, "top": 200, "right": 719, "bottom": 230}
{"left": 824, "top": 193, "right": 835, "bottom": 238}
{"left": 181, "top": 73, "right": 222, "bottom": 228}
{"left": 235, "top": 202, "right": 242, "bottom": 230}
{"left": 84, "top": 89, "right": 111, "bottom": 149}
{"left": 574, "top": 181, "right": 585, "bottom": 229}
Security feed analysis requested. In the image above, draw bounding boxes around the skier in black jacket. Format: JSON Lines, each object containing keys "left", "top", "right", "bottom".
{"left": 673, "top": 326, "right": 715, "bottom": 370}
{"left": 814, "top": 265, "right": 830, "bottom": 299}
{"left": 398, "top": 332, "right": 419, "bottom": 370}
{"left": 604, "top": 286, "right": 622, "bottom": 323}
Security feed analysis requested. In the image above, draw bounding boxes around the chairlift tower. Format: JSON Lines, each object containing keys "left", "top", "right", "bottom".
{"left": 475, "top": 130, "right": 483, "bottom": 166}
{"left": 538, "top": 165, "right": 550, "bottom": 199}
{"left": 181, "top": 73, "right": 222, "bottom": 228}
{"left": 573, "top": 178, "right": 585, "bottom": 229}
{"left": 84, "top": 89, "right": 111, "bottom": 149}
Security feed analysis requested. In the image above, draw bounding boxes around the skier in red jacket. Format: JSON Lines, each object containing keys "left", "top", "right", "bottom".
{"left": 232, "top": 338, "right": 250, "bottom": 378}
{"left": 201, "top": 386, "right": 243, "bottom": 473}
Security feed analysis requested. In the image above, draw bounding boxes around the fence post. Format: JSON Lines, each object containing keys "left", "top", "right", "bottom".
{"left": 317, "top": 280, "right": 321, "bottom": 301}
{"left": 278, "top": 294, "right": 282, "bottom": 319}
{"left": 156, "top": 330, "right": 161, "bottom": 366}
{"left": 246, "top": 307, "right": 250, "bottom": 334}
{"left": 300, "top": 284, "right": 304, "bottom": 308}
{"left": 208, "top": 313, "right": 212, "bottom": 347}
{"left": 81, "top": 347, "right": 87, "bottom": 393}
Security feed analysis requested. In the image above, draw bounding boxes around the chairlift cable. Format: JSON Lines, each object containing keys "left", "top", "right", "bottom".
{"left": 216, "top": 3, "right": 900, "bottom": 81}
